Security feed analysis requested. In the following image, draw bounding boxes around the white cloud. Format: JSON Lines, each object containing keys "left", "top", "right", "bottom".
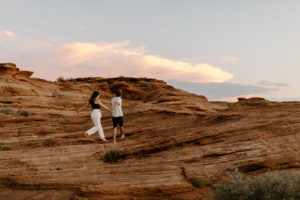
{"left": 0, "top": 30, "right": 16, "bottom": 41}
{"left": 15, "top": 40, "right": 234, "bottom": 82}
{"left": 73, "top": 23, "right": 85, "bottom": 30}
{"left": 55, "top": 41, "right": 233, "bottom": 82}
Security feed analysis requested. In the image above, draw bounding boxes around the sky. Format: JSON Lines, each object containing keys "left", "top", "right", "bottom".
{"left": 0, "top": 0, "right": 299, "bottom": 101}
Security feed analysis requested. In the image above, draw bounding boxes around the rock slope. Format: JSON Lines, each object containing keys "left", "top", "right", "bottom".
{"left": 0, "top": 63, "right": 299, "bottom": 200}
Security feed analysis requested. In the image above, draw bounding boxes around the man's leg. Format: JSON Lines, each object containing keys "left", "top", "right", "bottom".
{"left": 120, "top": 126, "right": 125, "bottom": 139}
{"left": 113, "top": 127, "right": 118, "bottom": 143}
{"left": 112, "top": 117, "right": 118, "bottom": 143}
{"left": 119, "top": 117, "right": 125, "bottom": 139}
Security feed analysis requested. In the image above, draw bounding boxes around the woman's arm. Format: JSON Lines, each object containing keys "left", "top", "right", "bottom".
{"left": 99, "top": 100, "right": 112, "bottom": 112}
{"left": 77, "top": 102, "right": 89, "bottom": 112}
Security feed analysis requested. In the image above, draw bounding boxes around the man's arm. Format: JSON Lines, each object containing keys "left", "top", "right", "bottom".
{"left": 99, "top": 100, "right": 112, "bottom": 112}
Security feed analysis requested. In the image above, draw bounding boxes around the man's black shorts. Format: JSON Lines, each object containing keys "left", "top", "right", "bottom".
{"left": 112, "top": 116, "right": 123, "bottom": 128}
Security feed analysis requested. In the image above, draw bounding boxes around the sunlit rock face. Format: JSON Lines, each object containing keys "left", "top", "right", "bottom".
{"left": 0, "top": 63, "right": 299, "bottom": 200}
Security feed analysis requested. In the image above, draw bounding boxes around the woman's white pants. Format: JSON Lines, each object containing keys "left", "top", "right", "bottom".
{"left": 86, "top": 109, "right": 105, "bottom": 139}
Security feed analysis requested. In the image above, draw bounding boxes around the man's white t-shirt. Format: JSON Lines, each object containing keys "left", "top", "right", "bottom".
{"left": 111, "top": 97, "right": 123, "bottom": 117}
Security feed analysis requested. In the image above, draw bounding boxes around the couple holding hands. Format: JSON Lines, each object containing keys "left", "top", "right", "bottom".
{"left": 78, "top": 90, "right": 124, "bottom": 144}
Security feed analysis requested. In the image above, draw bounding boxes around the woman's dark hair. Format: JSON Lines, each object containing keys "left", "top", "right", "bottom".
{"left": 116, "top": 90, "right": 122, "bottom": 97}
{"left": 89, "top": 91, "right": 100, "bottom": 102}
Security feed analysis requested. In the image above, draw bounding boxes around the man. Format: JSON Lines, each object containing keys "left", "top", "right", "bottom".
{"left": 111, "top": 90, "right": 125, "bottom": 143}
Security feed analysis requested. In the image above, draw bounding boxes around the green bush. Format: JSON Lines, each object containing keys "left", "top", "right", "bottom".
{"left": 100, "top": 81, "right": 108, "bottom": 86}
{"left": 19, "top": 110, "right": 29, "bottom": 117}
{"left": 212, "top": 169, "right": 300, "bottom": 200}
{"left": 43, "top": 138, "right": 55, "bottom": 147}
{"left": 0, "top": 145, "right": 12, "bottom": 151}
{"left": 0, "top": 184, "right": 6, "bottom": 189}
{"left": 189, "top": 178, "right": 206, "bottom": 188}
{"left": 142, "top": 82, "right": 151, "bottom": 90}
{"left": 0, "top": 108, "right": 13, "bottom": 115}
{"left": 104, "top": 149, "right": 123, "bottom": 163}
{"left": 56, "top": 76, "right": 65, "bottom": 82}
{"left": 136, "top": 96, "right": 142, "bottom": 101}
{"left": 49, "top": 114, "right": 63, "bottom": 118}
{"left": 226, "top": 103, "right": 239, "bottom": 110}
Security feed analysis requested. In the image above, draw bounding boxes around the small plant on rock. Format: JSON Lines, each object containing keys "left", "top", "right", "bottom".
{"left": 0, "top": 145, "right": 12, "bottom": 151}
{"left": 0, "top": 108, "right": 13, "bottom": 115}
{"left": 56, "top": 76, "right": 65, "bottom": 82}
{"left": 103, "top": 149, "right": 124, "bottom": 163}
{"left": 212, "top": 168, "right": 300, "bottom": 200}
{"left": 100, "top": 81, "right": 108, "bottom": 86}
{"left": 0, "top": 184, "right": 6, "bottom": 189}
{"left": 142, "top": 82, "right": 151, "bottom": 90}
{"left": 189, "top": 178, "right": 206, "bottom": 188}
{"left": 43, "top": 138, "right": 56, "bottom": 147}
{"left": 226, "top": 103, "right": 239, "bottom": 110}
{"left": 136, "top": 96, "right": 142, "bottom": 101}
{"left": 19, "top": 110, "right": 30, "bottom": 117}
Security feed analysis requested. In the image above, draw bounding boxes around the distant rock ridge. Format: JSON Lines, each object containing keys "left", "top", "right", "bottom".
{"left": 0, "top": 63, "right": 34, "bottom": 79}
{"left": 0, "top": 63, "right": 218, "bottom": 113}
{"left": 238, "top": 97, "right": 275, "bottom": 106}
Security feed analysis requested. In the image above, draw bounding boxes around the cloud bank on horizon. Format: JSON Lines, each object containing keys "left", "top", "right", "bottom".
{"left": 1, "top": 37, "right": 291, "bottom": 101}
{"left": 21, "top": 40, "right": 233, "bottom": 83}
{"left": 1, "top": 34, "right": 295, "bottom": 101}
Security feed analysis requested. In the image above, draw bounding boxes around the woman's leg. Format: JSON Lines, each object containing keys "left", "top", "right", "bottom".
{"left": 94, "top": 110, "right": 106, "bottom": 140}
{"left": 86, "top": 126, "right": 97, "bottom": 136}
{"left": 86, "top": 111, "right": 98, "bottom": 136}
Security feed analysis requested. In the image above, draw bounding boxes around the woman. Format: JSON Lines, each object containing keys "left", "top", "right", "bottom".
{"left": 78, "top": 91, "right": 111, "bottom": 142}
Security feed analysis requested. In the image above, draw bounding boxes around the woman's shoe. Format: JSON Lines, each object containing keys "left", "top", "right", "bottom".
{"left": 101, "top": 138, "right": 108, "bottom": 143}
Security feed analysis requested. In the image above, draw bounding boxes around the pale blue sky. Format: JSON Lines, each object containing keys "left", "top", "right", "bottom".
{"left": 1, "top": 0, "right": 299, "bottom": 101}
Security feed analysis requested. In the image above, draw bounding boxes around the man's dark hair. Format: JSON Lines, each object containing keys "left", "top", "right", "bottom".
{"left": 116, "top": 90, "right": 122, "bottom": 97}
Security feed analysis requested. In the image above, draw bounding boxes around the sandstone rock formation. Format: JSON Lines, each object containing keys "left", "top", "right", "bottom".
{"left": 0, "top": 63, "right": 299, "bottom": 200}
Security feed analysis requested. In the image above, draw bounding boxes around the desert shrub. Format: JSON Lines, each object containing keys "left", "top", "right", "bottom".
{"left": 136, "top": 96, "right": 142, "bottom": 101}
{"left": 0, "top": 108, "right": 13, "bottom": 115}
{"left": 142, "top": 82, "right": 151, "bottom": 90}
{"left": 49, "top": 114, "right": 63, "bottom": 119}
{"left": 56, "top": 76, "right": 65, "bottom": 82}
{"left": 100, "top": 81, "right": 108, "bottom": 86}
{"left": 0, "top": 145, "right": 12, "bottom": 151}
{"left": 226, "top": 103, "right": 239, "bottom": 110}
{"left": 19, "top": 110, "right": 29, "bottom": 117}
{"left": 43, "top": 138, "right": 56, "bottom": 147}
{"left": 104, "top": 149, "right": 123, "bottom": 163}
{"left": 0, "top": 184, "right": 6, "bottom": 189}
{"left": 189, "top": 178, "right": 206, "bottom": 188}
{"left": 212, "top": 169, "right": 300, "bottom": 200}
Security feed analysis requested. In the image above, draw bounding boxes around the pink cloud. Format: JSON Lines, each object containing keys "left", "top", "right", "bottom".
{"left": 0, "top": 30, "right": 16, "bottom": 41}
{"left": 19, "top": 40, "right": 234, "bottom": 82}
